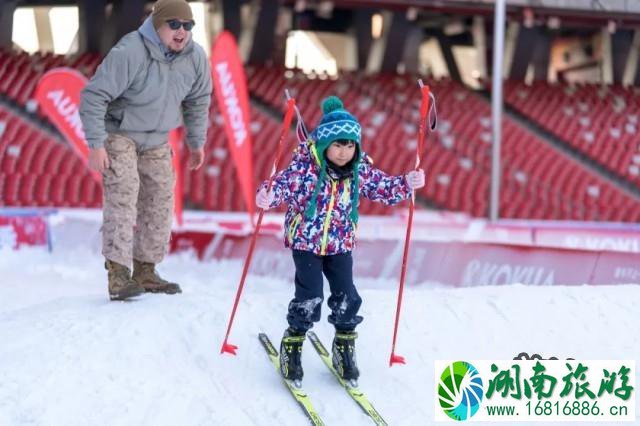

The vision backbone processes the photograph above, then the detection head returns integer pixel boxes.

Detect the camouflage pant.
[102,134,175,267]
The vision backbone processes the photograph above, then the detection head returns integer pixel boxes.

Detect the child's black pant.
[287,249,363,333]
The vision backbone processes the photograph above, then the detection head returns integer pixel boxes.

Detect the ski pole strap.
[295,105,308,137]
[266,97,296,187]
[428,92,437,131]
[417,80,437,131]
[286,87,309,143]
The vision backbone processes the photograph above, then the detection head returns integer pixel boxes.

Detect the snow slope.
[0,217,638,425]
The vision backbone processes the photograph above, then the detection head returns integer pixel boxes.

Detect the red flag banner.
[169,128,184,227]
[34,67,100,182]
[211,31,255,219]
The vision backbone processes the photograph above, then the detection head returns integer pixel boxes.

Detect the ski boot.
[132,259,182,294]
[280,328,305,387]
[106,260,145,301]
[332,330,360,386]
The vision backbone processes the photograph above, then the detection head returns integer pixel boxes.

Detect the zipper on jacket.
[320,180,338,255]
[341,178,350,204]
[288,214,302,245]
[310,143,321,165]
[155,60,174,134]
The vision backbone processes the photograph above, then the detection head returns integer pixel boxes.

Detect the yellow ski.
[258,333,324,426]
[307,331,388,426]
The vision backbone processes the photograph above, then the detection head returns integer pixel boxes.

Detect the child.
[256,96,425,383]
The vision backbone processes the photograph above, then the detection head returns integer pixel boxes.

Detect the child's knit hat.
[306,96,363,223]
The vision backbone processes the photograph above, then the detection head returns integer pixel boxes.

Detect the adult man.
[80,0,212,301]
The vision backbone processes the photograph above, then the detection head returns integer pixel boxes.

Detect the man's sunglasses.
[166,19,195,31]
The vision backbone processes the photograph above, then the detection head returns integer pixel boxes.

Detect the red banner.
[34,67,100,182]
[211,31,255,219]
[170,230,640,286]
[168,128,184,227]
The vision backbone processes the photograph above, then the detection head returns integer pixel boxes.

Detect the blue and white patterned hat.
[312,96,361,150]
[306,96,363,223]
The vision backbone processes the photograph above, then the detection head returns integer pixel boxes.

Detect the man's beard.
[168,36,188,54]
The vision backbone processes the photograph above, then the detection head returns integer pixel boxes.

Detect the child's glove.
[256,188,275,210]
[406,169,425,189]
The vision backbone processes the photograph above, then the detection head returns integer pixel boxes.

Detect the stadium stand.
[505,80,640,186]
[246,66,640,221]
[0,50,639,221]
[0,103,101,207]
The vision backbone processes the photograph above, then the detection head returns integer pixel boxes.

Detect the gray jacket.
[80,20,212,150]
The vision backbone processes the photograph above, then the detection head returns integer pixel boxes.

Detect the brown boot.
[106,260,145,301]
[132,259,182,294]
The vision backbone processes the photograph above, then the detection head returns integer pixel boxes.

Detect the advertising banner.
[211,31,255,219]
[170,230,640,286]
[34,67,99,182]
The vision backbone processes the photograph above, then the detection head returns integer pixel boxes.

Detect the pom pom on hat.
[321,96,344,114]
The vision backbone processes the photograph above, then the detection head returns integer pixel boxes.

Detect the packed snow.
[0,215,638,425]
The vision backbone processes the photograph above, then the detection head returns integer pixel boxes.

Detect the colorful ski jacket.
[260,140,412,256]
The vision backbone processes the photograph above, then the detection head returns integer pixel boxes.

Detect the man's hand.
[256,188,274,210]
[406,169,425,189]
[188,147,205,170]
[88,147,110,172]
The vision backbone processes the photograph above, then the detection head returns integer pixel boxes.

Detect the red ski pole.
[220,94,296,356]
[389,80,431,366]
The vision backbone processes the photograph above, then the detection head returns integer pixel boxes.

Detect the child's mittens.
[406,169,425,189]
[256,188,275,210]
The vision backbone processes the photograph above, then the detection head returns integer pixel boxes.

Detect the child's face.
[326,140,356,166]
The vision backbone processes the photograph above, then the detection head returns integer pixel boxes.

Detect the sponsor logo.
[462,260,555,286]
[46,89,85,140]
[564,236,640,253]
[613,267,640,281]
[215,62,247,147]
